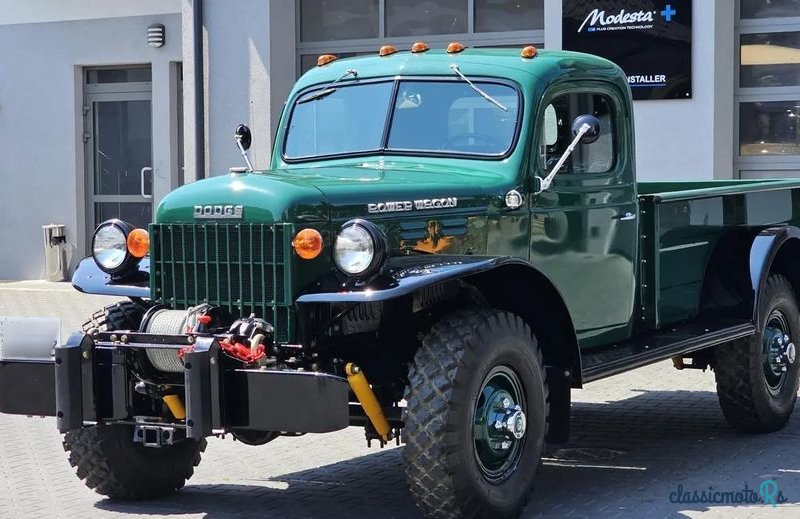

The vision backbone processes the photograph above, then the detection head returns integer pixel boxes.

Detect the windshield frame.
[280,75,524,164]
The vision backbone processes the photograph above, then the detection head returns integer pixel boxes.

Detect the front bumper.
[1,330,349,437]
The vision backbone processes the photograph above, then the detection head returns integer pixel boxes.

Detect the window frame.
[533,87,621,178]
[280,75,524,164]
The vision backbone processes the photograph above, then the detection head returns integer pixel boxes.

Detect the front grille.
[150,223,293,342]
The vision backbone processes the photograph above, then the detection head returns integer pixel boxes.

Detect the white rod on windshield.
[450,64,508,112]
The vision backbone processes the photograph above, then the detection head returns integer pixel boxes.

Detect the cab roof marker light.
[317,54,338,66]
[447,42,465,54]
[411,41,430,53]
[521,46,538,59]
[379,45,398,57]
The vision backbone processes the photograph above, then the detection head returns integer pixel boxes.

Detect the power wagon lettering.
[368,198,458,214]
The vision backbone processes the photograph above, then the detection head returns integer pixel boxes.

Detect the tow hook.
[133,425,181,448]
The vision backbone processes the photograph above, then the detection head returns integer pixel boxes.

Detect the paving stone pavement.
[0,280,798,518]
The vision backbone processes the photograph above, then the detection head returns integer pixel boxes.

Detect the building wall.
[183,0,296,178]
[0,13,181,280]
[547,0,734,181]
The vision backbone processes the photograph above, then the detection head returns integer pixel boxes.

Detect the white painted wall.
[189,0,296,177]
[546,0,732,181]
[0,0,180,25]
[0,13,182,280]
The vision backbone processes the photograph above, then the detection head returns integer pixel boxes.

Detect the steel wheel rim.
[472,365,527,483]
[762,309,793,395]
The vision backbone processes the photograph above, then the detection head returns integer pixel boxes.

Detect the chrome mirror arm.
[535,123,591,194]
[236,136,254,172]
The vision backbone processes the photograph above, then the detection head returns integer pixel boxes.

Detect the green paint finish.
[147,48,800,353]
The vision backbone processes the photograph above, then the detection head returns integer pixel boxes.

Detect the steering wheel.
[441,132,503,152]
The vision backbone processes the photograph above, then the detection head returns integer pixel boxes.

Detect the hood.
[156,161,512,225]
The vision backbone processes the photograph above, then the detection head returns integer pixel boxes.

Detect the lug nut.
[110,334,118,342]
[494,420,504,430]
[501,397,511,409]
[500,441,511,450]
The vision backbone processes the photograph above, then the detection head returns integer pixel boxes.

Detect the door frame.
[83,75,153,245]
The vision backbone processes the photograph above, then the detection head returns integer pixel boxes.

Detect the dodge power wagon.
[2,44,800,518]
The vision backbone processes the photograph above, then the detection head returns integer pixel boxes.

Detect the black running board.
[582,319,755,383]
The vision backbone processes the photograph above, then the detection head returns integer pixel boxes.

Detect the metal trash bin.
[42,224,67,282]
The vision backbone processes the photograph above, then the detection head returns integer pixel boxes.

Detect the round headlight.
[334,220,386,277]
[92,219,135,274]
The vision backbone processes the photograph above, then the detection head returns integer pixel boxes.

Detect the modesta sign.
[563,1,692,100]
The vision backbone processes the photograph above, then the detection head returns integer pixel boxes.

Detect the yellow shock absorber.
[345,363,391,443]
[163,394,186,420]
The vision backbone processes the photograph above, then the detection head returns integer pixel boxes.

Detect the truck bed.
[637,178,800,330]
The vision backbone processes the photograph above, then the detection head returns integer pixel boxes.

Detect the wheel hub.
[473,366,527,482]
[763,311,794,393]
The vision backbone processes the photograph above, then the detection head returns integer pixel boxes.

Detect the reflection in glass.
[95,202,153,230]
[300,0,378,41]
[386,0,467,37]
[741,0,800,19]
[86,67,151,84]
[741,32,800,88]
[94,100,152,196]
[474,0,544,32]
[740,101,800,156]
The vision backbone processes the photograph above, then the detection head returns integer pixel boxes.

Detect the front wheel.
[64,424,206,499]
[403,308,548,518]
[715,274,800,432]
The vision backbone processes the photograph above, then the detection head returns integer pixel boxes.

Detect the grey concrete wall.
[0,14,181,280]
[190,0,296,177]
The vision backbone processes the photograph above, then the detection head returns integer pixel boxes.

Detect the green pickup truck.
[2,44,800,518]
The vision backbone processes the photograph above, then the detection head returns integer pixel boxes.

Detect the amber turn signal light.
[379,45,398,57]
[446,42,465,53]
[411,41,429,53]
[127,228,150,258]
[292,228,324,259]
[317,54,338,66]
[520,45,538,59]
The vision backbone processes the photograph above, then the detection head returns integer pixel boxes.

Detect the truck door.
[529,86,638,347]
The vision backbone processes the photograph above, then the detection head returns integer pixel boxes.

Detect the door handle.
[140,167,153,199]
[612,212,636,221]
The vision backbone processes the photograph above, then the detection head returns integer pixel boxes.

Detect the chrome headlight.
[334,220,386,277]
[92,219,136,274]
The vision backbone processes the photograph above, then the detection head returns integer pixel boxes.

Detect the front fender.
[749,226,800,326]
[295,255,506,304]
[71,257,150,298]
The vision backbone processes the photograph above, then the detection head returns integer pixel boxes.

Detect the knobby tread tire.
[403,308,548,519]
[65,301,206,500]
[715,274,800,433]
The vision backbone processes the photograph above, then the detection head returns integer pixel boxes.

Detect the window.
[284,82,394,159]
[737,3,800,178]
[283,79,521,160]
[538,93,615,174]
[388,81,519,155]
[297,1,545,77]
[741,0,800,19]
[740,32,800,88]
[300,0,379,41]
[386,0,467,37]
[474,0,544,32]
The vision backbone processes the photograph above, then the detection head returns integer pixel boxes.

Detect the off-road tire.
[64,425,206,499]
[64,301,206,499]
[403,308,548,519]
[81,300,149,334]
[715,274,800,432]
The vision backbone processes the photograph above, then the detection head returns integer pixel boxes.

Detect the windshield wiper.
[298,68,358,103]
[450,64,508,112]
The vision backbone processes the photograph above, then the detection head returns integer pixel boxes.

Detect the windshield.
[283,79,520,161]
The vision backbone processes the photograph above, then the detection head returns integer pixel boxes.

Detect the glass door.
[84,67,153,234]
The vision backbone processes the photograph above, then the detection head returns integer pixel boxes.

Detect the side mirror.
[235,124,252,151]
[234,124,254,171]
[571,114,601,144]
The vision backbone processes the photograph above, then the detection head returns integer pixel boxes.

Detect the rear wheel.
[715,274,800,432]
[64,301,206,499]
[404,308,547,518]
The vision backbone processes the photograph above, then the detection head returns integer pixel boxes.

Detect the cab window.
[539,92,616,174]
